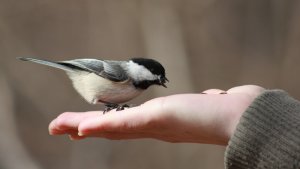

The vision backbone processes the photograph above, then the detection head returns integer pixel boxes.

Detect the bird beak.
[159,77,168,88]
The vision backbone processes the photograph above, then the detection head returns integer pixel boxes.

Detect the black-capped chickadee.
[18,57,168,112]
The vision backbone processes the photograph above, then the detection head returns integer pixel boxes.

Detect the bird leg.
[103,103,119,114]
[103,103,131,114]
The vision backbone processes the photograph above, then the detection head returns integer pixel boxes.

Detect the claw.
[116,104,130,111]
[103,103,119,114]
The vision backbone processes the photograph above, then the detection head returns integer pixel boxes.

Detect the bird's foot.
[103,103,119,114]
[103,104,130,114]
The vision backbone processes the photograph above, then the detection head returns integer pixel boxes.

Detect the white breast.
[67,71,143,104]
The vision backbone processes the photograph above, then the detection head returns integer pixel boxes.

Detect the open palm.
[49,85,264,145]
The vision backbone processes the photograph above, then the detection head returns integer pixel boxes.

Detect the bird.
[18,57,168,112]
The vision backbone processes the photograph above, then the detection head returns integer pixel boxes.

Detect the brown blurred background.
[0,0,300,169]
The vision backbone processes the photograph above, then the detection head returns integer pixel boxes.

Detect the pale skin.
[49,85,265,145]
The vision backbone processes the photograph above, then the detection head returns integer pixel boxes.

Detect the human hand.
[49,85,264,145]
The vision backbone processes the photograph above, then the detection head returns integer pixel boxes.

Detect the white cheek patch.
[126,61,158,81]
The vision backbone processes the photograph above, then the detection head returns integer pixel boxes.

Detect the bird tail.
[17,57,75,72]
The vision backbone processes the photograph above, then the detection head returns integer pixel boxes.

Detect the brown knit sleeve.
[225,90,300,169]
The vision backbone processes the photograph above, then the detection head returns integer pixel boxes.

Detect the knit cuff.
[225,90,300,169]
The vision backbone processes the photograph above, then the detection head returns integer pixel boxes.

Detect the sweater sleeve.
[225,90,300,169]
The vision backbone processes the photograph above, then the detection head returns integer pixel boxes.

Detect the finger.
[78,109,147,136]
[201,89,226,94]
[55,111,102,129]
[49,119,60,134]
[50,128,80,135]
[227,85,265,96]
[83,131,180,143]
[49,111,102,134]
[78,98,165,136]
[85,131,150,140]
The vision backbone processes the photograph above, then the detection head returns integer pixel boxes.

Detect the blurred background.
[0,0,300,168]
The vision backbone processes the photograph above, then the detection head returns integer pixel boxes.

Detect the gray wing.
[18,57,129,82]
[101,60,129,82]
[59,59,129,82]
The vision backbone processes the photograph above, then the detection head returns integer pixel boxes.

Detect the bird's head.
[126,58,168,89]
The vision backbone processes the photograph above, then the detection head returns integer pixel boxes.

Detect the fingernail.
[69,135,75,140]
[78,132,84,136]
[69,135,85,141]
